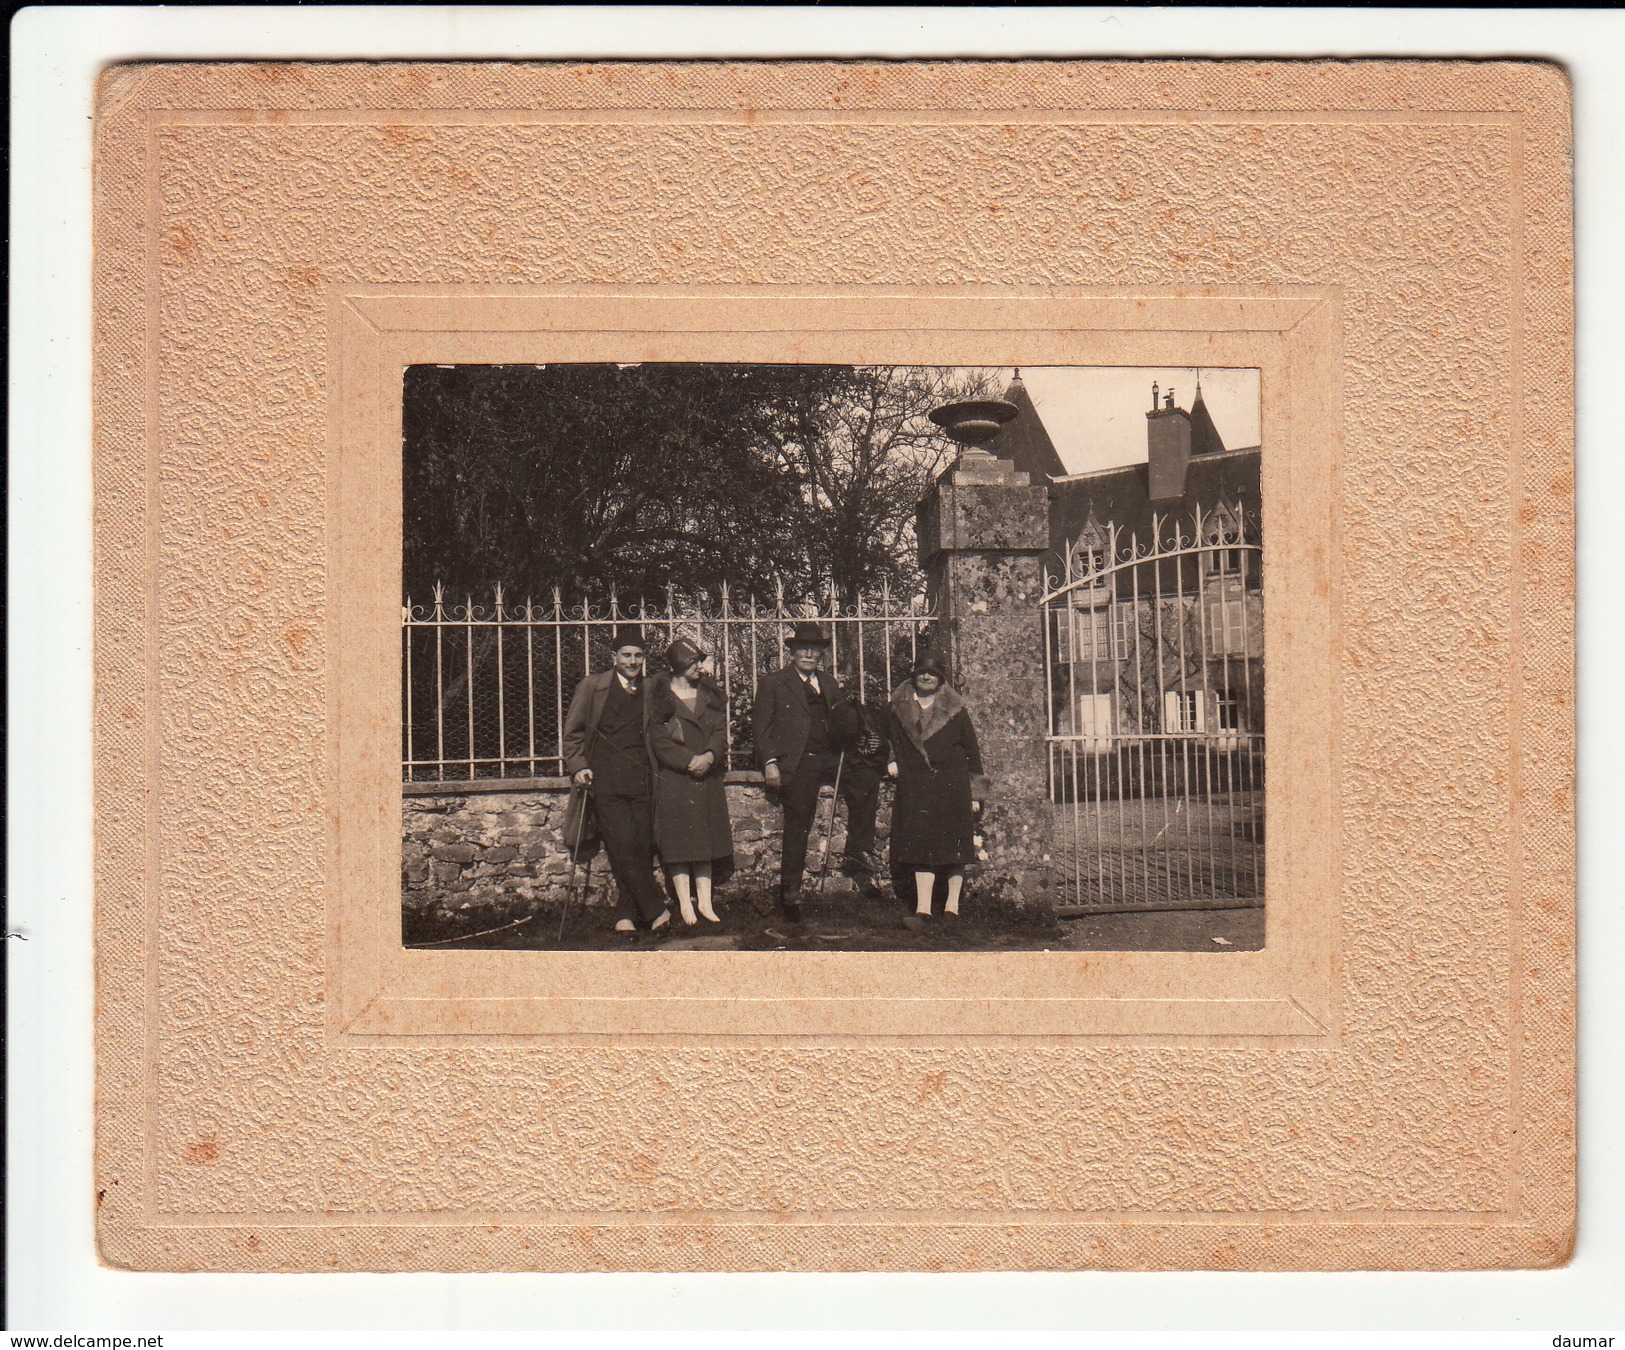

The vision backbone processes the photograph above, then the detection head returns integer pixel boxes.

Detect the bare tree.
[767,365,999,607]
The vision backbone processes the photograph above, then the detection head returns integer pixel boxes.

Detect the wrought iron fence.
[403,581,936,783]
[1041,505,1265,912]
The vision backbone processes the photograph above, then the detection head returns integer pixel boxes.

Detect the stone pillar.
[916,447,1054,911]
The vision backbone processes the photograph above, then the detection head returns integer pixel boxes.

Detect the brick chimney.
[1146,384,1192,502]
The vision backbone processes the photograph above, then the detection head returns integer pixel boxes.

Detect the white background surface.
[9,6,1622,1338]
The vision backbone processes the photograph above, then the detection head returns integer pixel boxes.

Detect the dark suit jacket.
[751,664,854,781]
[561,670,652,779]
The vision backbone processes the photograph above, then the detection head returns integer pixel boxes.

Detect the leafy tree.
[402,362,995,607]
[405,363,824,604]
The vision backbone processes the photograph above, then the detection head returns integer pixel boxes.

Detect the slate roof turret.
[989,369,1069,483]
[1189,376,1227,457]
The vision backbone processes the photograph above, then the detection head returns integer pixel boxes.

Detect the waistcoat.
[592,679,649,797]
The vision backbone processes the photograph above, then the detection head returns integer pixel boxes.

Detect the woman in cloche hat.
[646,635,735,925]
[886,648,990,929]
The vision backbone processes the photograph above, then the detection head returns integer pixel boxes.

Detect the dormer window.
[1204,505,1246,580]
[1069,519,1112,597]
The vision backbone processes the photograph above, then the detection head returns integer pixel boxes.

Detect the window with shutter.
[1164,689,1203,733]
[1071,605,1113,660]
[1207,599,1247,655]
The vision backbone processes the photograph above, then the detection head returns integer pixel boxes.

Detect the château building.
[987,371,1264,747]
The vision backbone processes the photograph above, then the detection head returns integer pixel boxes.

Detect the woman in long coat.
[646,636,735,925]
[886,649,989,926]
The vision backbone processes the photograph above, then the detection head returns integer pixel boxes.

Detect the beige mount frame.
[93,61,1572,1271]
[331,288,1338,1043]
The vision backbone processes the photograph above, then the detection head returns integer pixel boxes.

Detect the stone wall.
[402,780,895,917]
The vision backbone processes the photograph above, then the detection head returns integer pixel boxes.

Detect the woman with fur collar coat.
[886,650,990,925]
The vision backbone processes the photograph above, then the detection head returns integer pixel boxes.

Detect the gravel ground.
[404,883,1264,953]
[1053,904,1264,952]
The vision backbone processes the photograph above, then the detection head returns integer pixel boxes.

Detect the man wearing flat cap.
[751,621,874,922]
[561,625,670,938]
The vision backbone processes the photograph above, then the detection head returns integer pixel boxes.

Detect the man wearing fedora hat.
[751,621,870,921]
[561,625,671,939]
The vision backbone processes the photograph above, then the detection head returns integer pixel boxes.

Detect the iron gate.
[1041,508,1264,914]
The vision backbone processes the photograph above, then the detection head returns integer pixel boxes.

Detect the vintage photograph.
[400,362,1264,953]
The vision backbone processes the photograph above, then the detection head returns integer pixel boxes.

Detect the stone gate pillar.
[916,435,1054,911]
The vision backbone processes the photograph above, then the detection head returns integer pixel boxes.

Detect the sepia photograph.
[399,362,1265,953]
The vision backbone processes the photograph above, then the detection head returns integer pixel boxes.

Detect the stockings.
[668,862,718,924]
[912,871,934,915]
[912,866,965,916]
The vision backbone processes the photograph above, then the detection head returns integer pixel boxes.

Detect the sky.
[1010,367,1262,476]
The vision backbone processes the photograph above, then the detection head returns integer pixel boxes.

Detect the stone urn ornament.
[928,398,1019,474]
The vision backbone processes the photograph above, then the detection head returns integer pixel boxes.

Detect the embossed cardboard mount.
[94,61,1574,1271]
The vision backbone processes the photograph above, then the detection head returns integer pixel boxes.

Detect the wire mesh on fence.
[403,582,937,783]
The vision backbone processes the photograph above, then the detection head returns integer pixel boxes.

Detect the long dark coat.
[561,669,653,780]
[751,663,857,780]
[647,679,735,876]
[887,682,987,868]
[559,669,655,862]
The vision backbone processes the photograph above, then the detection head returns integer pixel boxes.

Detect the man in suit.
[752,622,873,921]
[561,625,671,939]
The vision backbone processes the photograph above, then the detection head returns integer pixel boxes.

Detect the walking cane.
[558,784,593,944]
[811,750,847,897]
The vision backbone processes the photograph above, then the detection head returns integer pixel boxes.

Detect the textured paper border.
[332,287,1336,1042]
[94,60,1574,1271]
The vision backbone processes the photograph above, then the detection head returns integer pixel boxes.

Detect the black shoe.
[902,913,929,933]
[780,894,804,924]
